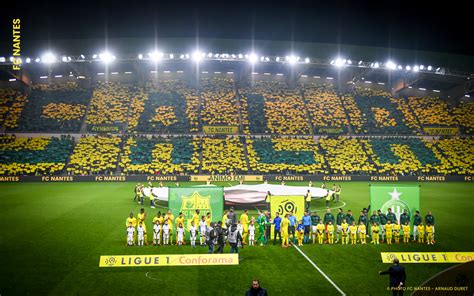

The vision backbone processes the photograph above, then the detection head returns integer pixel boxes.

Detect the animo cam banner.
[370,185,420,234]
[168,187,224,232]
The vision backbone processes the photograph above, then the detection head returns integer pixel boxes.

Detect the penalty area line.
[291,243,346,296]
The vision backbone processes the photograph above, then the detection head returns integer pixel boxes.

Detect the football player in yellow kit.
[426,223,434,245]
[393,220,401,244]
[327,221,335,244]
[417,222,425,244]
[316,221,325,244]
[340,219,349,245]
[240,209,249,245]
[385,220,393,245]
[137,208,148,245]
[371,222,380,245]
[349,221,358,245]
[403,222,411,244]
[358,222,367,244]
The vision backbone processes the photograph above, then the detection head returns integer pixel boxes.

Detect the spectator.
[245,279,268,296]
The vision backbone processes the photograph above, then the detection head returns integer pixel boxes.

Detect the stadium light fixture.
[238,54,243,59]
[138,54,143,60]
[248,53,258,64]
[397,65,403,70]
[192,51,204,63]
[358,61,363,65]
[406,65,411,71]
[149,51,164,62]
[170,54,174,59]
[0,57,5,62]
[41,52,57,64]
[373,62,380,69]
[386,61,396,70]
[276,57,280,62]
[62,56,68,62]
[347,60,352,65]
[427,66,432,71]
[25,57,31,63]
[333,58,345,67]
[420,65,425,70]
[92,54,98,59]
[286,55,299,65]
[99,52,116,64]
[80,54,85,59]
[185,54,190,59]
[413,65,420,72]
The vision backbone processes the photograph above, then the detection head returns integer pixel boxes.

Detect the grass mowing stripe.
[292,243,346,296]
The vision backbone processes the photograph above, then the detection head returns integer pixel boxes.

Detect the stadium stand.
[200,77,240,128]
[120,136,200,174]
[318,136,377,174]
[134,80,198,133]
[200,136,247,174]
[14,83,90,132]
[351,87,416,134]
[66,135,121,175]
[247,137,326,174]
[242,81,311,135]
[0,135,73,175]
[429,138,474,175]
[302,84,348,134]
[0,89,27,130]
[86,82,142,132]
[453,101,474,134]
[407,96,458,127]
[367,137,440,175]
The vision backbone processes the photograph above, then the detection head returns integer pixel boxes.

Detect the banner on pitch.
[99,254,238,267]
[370,185,420,234]
[381,252,474,263]
[270,195,305,236]
[168,187,224,233]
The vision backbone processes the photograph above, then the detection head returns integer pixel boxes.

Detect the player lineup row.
[125,207,436,247]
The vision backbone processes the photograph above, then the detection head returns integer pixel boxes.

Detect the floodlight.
[287,55,298,64]
[397,65,402,70]
[420,65,424,70]
[406,65,411,71]
[238,54,243,59]
[149,51,164,62]
[138,54,143,60]
[334,58,345,67]
[413,65,419,72]
[62,56,68,62]
[427,66,432,71]
[41,52,57,64]
[0,57,5,62]
[386,61,396,70]
[26,57,31,63]
[305,57,310,63]
[192,51,204,62]
[99,52,116,64]
[92,54,98,59]
[373,62,380,68]
[248,53,258,64]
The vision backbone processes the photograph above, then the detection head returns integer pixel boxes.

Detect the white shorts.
[311,226,317,233]
[153,232,160,239]
[337,225,343,232]
[249,234,255,240]
[138,235,144,241]
[127,235,134,241]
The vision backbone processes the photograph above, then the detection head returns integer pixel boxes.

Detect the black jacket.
[245,287,268,296]
[380,264,406,287]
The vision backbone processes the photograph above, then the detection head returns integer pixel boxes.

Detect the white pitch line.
[292,243,346,296]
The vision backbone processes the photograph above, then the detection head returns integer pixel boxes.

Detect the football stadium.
[1,2,474,296]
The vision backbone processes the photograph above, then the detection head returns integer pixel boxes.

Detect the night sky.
[1,0,473,56]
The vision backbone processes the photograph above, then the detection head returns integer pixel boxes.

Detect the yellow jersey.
[240,213,249,227]
[372,225,380,233]
[137,213,146,223]
[305,192,311,202]
[393,224,401,233]
[426,225,433,233]
[327,225,334,233]
[341,222,349,233]
[126,217,137,227]
[358,224,366,234]
[385,224,393,234]
[222,214,228,228]
[418,225,425,233]
[403,225,410,234]
[349,225,358,234]
[206,216,211,227]
[192,213,200,227]
[165,214,175,226]
[281,218,290,230]
[175,216,185,228]
[152,216,164,225]
[316,224,325,233]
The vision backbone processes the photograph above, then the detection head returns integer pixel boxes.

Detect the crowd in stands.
[303,84,348,133]
[319,137,376,174]
[200,77,240,127]
[0,89,27,130]
[0,135,73,175]
[453,101,474,134]
[14,82,90,132]
[408,97,458,127]
[430,138,474,175]
[120,136,200,175]
[201,136,247,174]
[86,82,142,131]
[66,135,121,175]
[247,137,326,174]
[135,80,197,133]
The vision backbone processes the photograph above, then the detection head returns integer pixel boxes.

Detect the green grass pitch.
[0,181,472,295]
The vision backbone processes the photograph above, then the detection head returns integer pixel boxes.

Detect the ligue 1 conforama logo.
[380,188,411,222]
[105,256,117,266]
[278,199,298,215]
